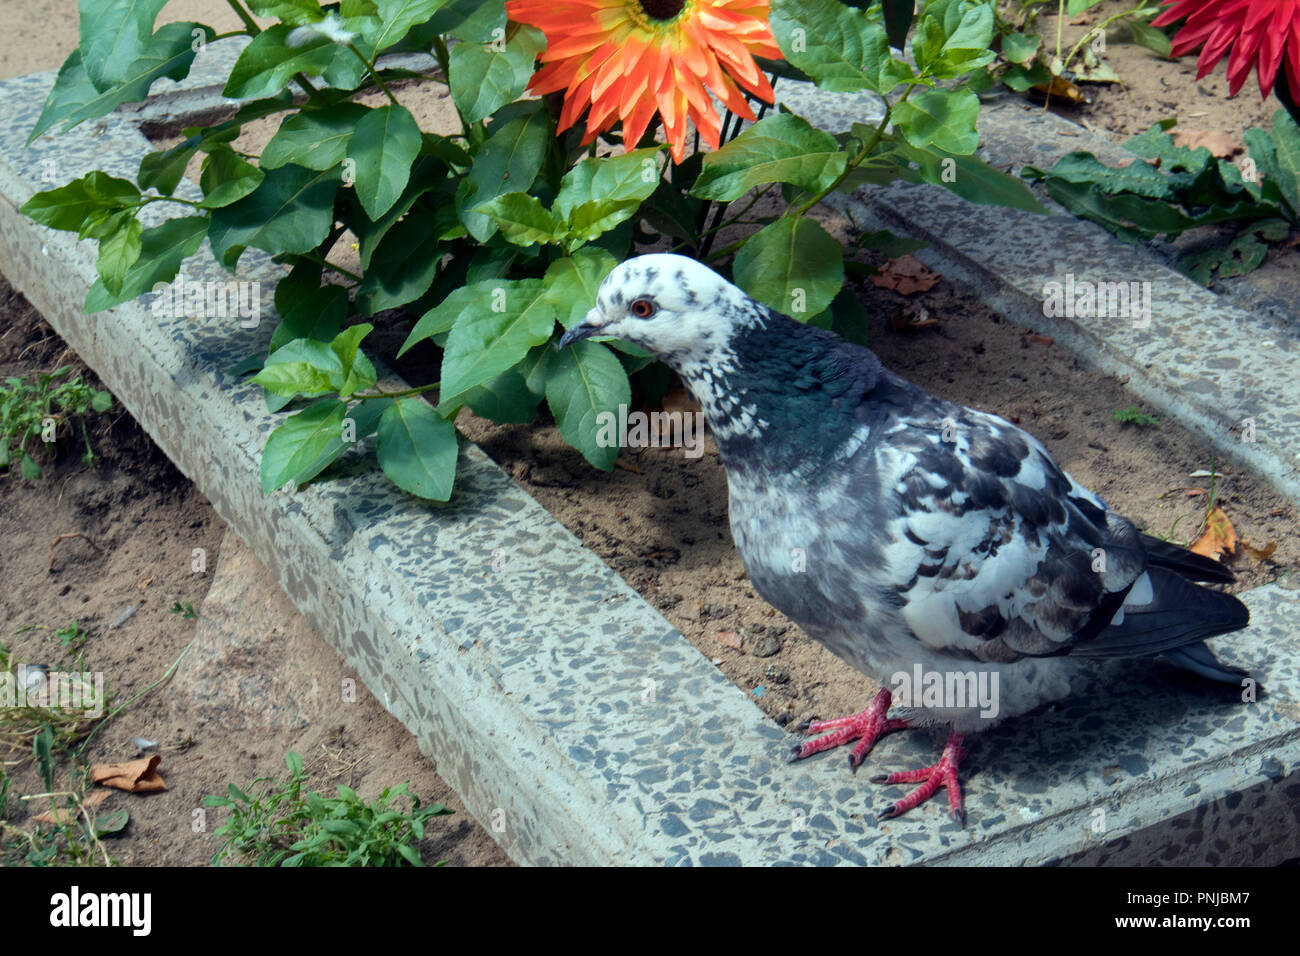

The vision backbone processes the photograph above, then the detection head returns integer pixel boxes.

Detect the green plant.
[1112,405,1160,427]
[22,0,1043,502]
[1024,114,1300,282]
[55,623,90,656]
[203,751,449,866]
[170,600,197,619]
[990,0,1171,97]
[0,366,112,478]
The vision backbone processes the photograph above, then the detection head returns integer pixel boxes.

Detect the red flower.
[1152,0,1300,101]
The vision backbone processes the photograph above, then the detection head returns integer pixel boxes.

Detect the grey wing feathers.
[874,397,1249,673]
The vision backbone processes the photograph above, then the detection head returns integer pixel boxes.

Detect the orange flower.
[1152,0,1300,101]
[506,0,781,163]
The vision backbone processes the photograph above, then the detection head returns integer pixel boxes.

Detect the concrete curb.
[1,42,1297,865]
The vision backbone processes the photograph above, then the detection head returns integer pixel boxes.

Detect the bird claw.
[788,688,905,764]
[871,730,967,825]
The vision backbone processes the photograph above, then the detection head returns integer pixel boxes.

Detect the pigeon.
[558,252,1252,823]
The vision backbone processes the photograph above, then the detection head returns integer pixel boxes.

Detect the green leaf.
[84,216,208,312]
[29,23,214,143]
[271,277,349,352]
[426,0,504,42]
[356,0,450,58]
[199,147,265,208]
[399,282,493,355]
[892,87,980,155]
[1268,108,1300,217]
[553,148,662,241]
[356,156,451,267]
[449,24,546,123]
[1127,20,1171,58]
[21,451,42,479]
[898,143,1047,213]
[208,165,339,269]
[543,339,630,471]
[77,0,170,90]
[1037,150,1173,199]
[376,397,459,500]
[139,140,200,196]
[543,248,618,329]
[464,363,544,424]
[261,399,348,493]
[224,24,337,99]
[439,278,557,402]
[356,214,444,314]
[733,216,844,319]
[288,396,389,487]
[331,324,378,397]
[96,215,144,296]
[253,338,344,398]
[21,172,139,232]
[472,192,562,246]
[1066,0,1105,14]
[262,103,370,170]
[1001,32,1040,66]
[347,104,423,219]
[457,108,551,241]
[693,114,847,201]
[769,0,903,93]
[247,0,324,23]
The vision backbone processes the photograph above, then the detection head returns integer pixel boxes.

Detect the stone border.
[1,42,1297,865]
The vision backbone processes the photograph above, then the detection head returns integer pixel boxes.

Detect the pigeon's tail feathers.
[1071,566,1249,659]
[1139,532,1236,583]
[1163,642,1252,685]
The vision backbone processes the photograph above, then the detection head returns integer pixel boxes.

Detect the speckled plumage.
[561,254,1252,739]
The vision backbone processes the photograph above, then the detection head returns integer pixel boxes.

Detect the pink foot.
[789,688,909,770]
[870,729,967,825]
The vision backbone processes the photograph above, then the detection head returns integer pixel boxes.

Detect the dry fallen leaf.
[890,305,939,333]
[613,457,643,474]
[32,789,109,825]
[1239,538,1277,563]
[1033,75,1085,105]
[871,254,942,295]
[1027,334,1054,346]
[715,631,743,651]
[1189,506,1239,561]
[1069,12,1095,24]
[1171,129,1242,158]
[89,755,166,794]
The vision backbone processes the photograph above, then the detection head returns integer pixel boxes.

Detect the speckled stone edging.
[0,44,1297,865]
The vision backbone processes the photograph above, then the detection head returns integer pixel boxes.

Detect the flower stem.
[351,382,441,400]
[347,42,402,107]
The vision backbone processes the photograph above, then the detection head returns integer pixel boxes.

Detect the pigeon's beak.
[557,307,605,349]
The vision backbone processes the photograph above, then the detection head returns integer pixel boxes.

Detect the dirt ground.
[0,280,509,866]
[1032,0,1279,142]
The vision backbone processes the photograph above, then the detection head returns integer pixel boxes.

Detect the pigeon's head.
[558,253,763,366]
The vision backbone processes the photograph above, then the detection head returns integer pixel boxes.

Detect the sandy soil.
[0,279,509,866]
[1031,0,1280,142]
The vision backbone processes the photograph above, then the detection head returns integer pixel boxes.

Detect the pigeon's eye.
[630,298,656,318]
